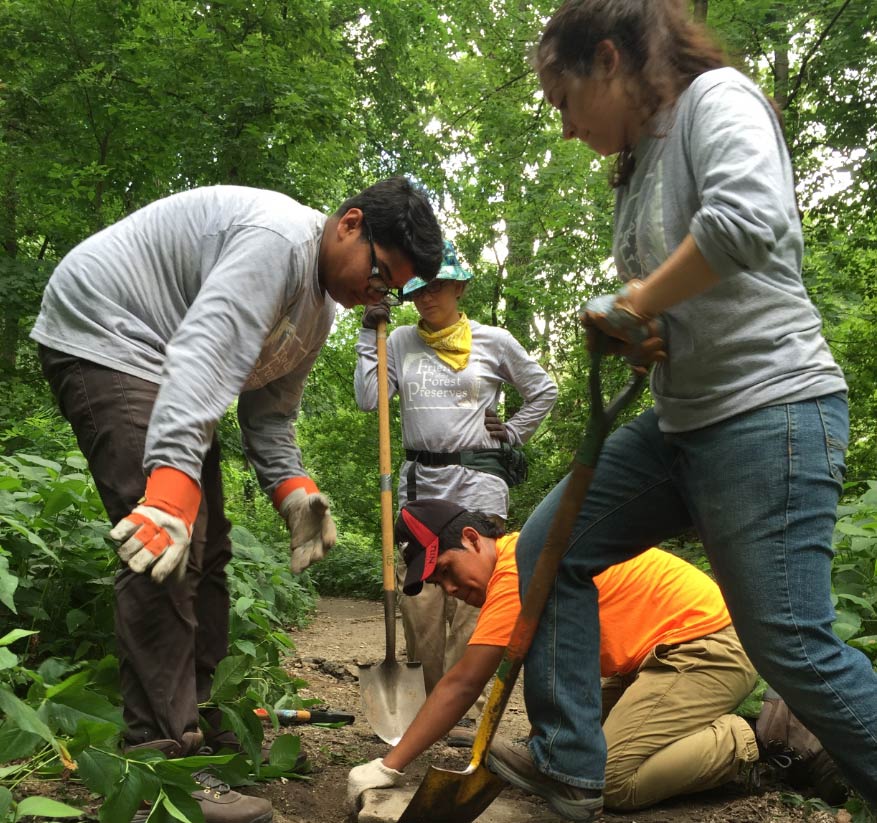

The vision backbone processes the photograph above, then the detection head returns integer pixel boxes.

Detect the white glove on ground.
[110,505,192,583]
[347,758,404,813]
[279,488,338,573]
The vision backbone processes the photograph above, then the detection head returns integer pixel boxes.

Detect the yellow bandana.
[417,313,472,371]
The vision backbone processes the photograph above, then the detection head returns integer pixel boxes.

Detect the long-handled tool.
[253,708,354,726]
[358,320,427,745]
[397,345,645,823]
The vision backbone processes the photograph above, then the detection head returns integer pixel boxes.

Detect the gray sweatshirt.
[614,67,846,432]
[354,321,557,518]
[31,186,336,493]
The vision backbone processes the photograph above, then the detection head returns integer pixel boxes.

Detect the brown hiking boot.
[193,770,272,823]
[124,730,205,758]
[125,735,273,823]
[487,737,603,821]
[755,688,849,806]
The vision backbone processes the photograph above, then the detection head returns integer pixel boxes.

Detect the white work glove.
[279,487,338,574]
[347,758,404,813]
[110,467,201,584]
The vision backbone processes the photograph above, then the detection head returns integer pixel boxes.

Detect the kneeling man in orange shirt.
[348,498,765,814]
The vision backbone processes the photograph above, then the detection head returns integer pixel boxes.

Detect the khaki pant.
[396,557,486,718]
[39,346,231,745]
[600,625,759,810]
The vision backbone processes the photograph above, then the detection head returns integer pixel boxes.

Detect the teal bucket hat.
[402,239,473,297]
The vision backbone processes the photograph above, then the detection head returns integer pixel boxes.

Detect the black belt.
[405,449,463,467]
[405,449,465,500]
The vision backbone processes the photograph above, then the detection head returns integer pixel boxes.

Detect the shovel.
[358,319,427,745]
[397,344,645,823]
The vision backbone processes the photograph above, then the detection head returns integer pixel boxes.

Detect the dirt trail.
[251,596,845,823]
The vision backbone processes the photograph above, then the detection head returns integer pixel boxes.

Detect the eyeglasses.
[408,279,447,299]
[365,225,402,307]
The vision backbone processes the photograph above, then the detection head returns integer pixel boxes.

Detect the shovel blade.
[397,763,505,823]
[358,660,426,745]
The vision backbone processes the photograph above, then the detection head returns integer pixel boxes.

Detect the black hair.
[334,176,443,281]
[438,511,506,552]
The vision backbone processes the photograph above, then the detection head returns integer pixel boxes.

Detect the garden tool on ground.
[254,708,355,726]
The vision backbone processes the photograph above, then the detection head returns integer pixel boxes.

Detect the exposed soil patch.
[250,596,848,823]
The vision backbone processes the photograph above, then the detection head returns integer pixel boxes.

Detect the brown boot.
[124,730,205,758]
[446,717,477,748]
[192,771,273,823]
[124,734,274,823]
[755,688,849,806]
[487,738,602,821]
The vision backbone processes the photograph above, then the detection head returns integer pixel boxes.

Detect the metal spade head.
[358,658,426,745]
[396,761,506,823]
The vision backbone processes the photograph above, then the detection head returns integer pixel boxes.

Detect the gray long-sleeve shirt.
[354,321,557,518]
[614,67,846,432]
[31,186,337,493]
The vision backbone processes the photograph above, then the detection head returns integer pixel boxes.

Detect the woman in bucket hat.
[353,240,557,736]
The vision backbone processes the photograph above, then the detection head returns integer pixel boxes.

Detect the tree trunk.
[501,217,538,419]
[693,0,708,23]
[774,45,790,111]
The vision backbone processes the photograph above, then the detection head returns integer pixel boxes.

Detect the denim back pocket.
[816,394,849,484]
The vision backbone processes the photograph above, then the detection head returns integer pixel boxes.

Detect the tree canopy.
[1,0,875,491]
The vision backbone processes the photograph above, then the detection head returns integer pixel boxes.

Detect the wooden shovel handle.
[376,320,397,660]
[469,346,645,766]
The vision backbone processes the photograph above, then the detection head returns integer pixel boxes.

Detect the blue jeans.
[517,393,877,805]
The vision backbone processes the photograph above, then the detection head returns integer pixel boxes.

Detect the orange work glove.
[110,467,201,583]
[273,478,338,574]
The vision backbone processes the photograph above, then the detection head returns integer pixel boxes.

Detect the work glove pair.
[581,279,666,373]
[112,469,337,582]
[347,758,404,814]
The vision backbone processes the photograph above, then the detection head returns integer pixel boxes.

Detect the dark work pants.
[39,346,232,745]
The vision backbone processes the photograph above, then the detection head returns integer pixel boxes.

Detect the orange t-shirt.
[468,536,731,677]
[468,534,521,647]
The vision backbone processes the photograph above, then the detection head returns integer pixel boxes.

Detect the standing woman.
[485,1,877,819]
[354,241,557,720]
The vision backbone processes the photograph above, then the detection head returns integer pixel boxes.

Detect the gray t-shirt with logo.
[614,67,846,432]
[31,185,336,493]
[354,321,557,519]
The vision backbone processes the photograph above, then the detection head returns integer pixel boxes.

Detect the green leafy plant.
[831,482,877,664]
[0,450,116,662]
[305,529,382,600]
[0,420,318,820]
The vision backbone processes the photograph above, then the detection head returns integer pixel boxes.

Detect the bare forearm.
[383,683,477,771]
[629,235,721,318]
[381,644,501,772]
